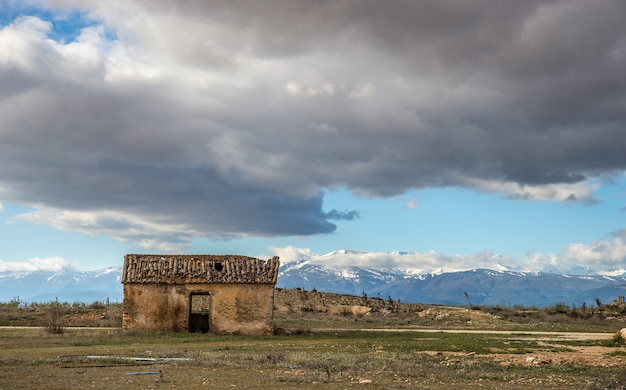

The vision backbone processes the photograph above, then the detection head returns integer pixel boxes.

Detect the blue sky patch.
[0,2,115,43]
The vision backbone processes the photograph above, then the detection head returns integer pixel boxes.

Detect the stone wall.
[123,283,275,335]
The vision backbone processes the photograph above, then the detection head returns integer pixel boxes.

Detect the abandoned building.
[122,254,280,335]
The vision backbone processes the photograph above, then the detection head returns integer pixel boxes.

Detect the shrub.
[602,332,626,347]
[8,296,21,309]
[291,327,312,335]
[554,302,569,314]
[610,331,626,346]
[88,301,106,310]
[43,306,67,334]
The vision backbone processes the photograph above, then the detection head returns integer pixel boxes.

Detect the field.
[2,290,626,389]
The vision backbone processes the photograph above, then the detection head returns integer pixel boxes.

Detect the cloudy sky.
[1,0,625,274]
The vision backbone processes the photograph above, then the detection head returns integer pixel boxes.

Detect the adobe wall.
[123,283,275,335]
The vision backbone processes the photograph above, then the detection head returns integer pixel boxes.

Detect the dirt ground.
[496,344,624,367]
[423,306,625,367]
[411,330,621,367]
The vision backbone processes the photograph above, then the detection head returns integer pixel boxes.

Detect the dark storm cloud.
[323,210,360,221]
[1,0,625,248]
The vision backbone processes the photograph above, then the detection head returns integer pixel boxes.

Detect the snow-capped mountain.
[1,250,626,307]
[0,267,123,303]
[280,266,626,308]
[278,250,626,307]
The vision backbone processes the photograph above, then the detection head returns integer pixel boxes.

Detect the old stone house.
[122,254,279,335]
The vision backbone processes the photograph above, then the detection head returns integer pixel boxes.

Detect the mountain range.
[2,250,626,307]
[0,267,123,304]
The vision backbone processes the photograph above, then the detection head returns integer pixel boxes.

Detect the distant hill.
[0,267,123,303]
[1,251,626,307]
[278,250,626,307]
[278,260,626,307]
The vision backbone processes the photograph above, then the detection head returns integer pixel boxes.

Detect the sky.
[1,0,625,275]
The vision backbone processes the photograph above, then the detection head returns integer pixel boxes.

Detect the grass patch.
[0,328,622,389]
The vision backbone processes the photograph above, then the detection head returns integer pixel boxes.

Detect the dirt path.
[324,327,613,340]
[495,346,625,367]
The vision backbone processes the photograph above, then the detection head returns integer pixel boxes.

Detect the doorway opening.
[189,293,211,333]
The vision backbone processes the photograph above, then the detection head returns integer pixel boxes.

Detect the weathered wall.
[123,283,275,335]
[123,254,279,284]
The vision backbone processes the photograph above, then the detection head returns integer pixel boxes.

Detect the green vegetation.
[604,331,626,348]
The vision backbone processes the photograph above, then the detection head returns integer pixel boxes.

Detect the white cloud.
[405,199,419,209]
[0,16,52,70]
[562,230,626,269]
[285,81,336,97]
[12,207,199,252]
[269,245,314,263]
[0,202,3,212]
[295,248,519,274]
[0,256,76,272]
[521,251,565,273]
[462,178,599,204]
[278,237,626,275]
[137,239,188,252]
[349,82,375,98]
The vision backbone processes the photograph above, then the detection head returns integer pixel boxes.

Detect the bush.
[608,331,626,347]
[43,306,67,334]
[553,302,569,314]
[7,296,21,309]
[88,301,106,310]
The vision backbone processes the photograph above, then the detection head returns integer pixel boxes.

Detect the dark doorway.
[189,293,211,333]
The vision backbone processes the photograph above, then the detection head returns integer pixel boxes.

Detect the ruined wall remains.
[122,254,279,284]
[122,254,279,335]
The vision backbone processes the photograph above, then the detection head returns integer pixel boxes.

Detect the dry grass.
[3,291,626,332]
[0,300,122,328]
[3,293,626,388]
[274,289,626,333]
[1,328,625,389]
